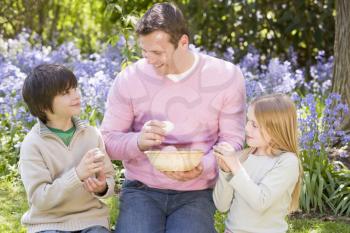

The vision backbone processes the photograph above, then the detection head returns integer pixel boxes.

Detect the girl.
[213,93,302,233]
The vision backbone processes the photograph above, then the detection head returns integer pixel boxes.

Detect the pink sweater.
[101,52,246,191]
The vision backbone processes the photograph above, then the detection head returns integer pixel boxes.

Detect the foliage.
[294,93,350,216]
[1,1,335,72]
[0,31,349,218]
[105,0,335,73]
[0,0,116,54]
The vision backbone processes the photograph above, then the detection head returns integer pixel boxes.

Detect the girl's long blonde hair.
[251,93,302,212]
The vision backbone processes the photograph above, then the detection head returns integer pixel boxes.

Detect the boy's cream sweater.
[19,117,115,233]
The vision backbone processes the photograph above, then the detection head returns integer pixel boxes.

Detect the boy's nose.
[73,89,81,99]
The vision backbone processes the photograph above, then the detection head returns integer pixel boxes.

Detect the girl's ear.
[261,129,275,155]
[260,127,272,144]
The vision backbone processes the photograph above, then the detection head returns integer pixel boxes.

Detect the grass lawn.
[1,178,349,233]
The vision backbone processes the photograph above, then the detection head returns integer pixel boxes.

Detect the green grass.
[0,178,27,233]
[287,218,350,233]
[1,178,349,233]
[213,212,350,233]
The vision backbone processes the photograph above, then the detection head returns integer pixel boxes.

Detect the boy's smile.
[45,88,81,129]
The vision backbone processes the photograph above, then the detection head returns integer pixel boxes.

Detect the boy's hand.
[137,120,166,151]
[83,170,107,195]
[76,148,105,180]
[163,163,203,181]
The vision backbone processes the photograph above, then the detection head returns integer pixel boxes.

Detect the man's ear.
[178,34,189,48]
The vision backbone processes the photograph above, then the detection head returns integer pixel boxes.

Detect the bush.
[295,93,350,216]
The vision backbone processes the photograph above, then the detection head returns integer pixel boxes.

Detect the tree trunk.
[332,0,350,134]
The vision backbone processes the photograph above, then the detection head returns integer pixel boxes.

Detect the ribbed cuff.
[93,177,115,199]
[26,218,109,233]
[219,169,233,181]
[62,168,83,190]
[128,133,146,160]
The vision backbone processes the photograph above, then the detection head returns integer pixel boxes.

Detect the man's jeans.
[38,225,110,233]
[114,179,217,233]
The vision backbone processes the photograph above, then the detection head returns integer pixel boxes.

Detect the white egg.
[163,121,174,133]
[161,145,178,151]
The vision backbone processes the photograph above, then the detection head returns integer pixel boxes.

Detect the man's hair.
[136,2,189,48]
[22,64,77,123]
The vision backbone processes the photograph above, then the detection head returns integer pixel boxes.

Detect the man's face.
[139,31,184,76]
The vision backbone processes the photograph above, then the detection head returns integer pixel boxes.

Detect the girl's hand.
[216,156,231,172]
[213,142,236,156]
[213,142,242,174]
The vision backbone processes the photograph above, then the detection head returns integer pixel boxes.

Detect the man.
[101,2,246,233]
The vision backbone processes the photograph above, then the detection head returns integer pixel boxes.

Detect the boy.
[20,64,115,233]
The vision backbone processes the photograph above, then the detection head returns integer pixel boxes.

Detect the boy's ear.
[43,107,54,119]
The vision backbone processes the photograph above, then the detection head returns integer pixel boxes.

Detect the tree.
[332,0,350,134]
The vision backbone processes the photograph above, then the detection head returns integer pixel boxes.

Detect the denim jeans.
[114,179,217,233]
[38,225,110,233]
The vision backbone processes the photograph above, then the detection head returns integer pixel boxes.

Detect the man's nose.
[146,56,156,65]
[143,52,155,64]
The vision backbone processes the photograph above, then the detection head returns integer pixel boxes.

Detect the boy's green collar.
[38,116,87,137]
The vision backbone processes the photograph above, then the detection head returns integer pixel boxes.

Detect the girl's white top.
[213,152,299,233]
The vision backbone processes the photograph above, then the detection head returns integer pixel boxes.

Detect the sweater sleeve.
[200,66,246,182]
[217,66,246,151]
[229,154,299,213]
[19,142,82,211]
[93,131,116,199]
[100,74,145,161]
[213,169,235,212]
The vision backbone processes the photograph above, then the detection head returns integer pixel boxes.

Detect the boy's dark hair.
[22,64,77,123]
[136,2,189,48]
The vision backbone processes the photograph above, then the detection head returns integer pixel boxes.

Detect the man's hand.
[83,170,107,195]
[163,163,203,181]
[138,120,166,151]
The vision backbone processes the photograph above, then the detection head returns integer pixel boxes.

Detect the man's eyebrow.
[141,47,163,52]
